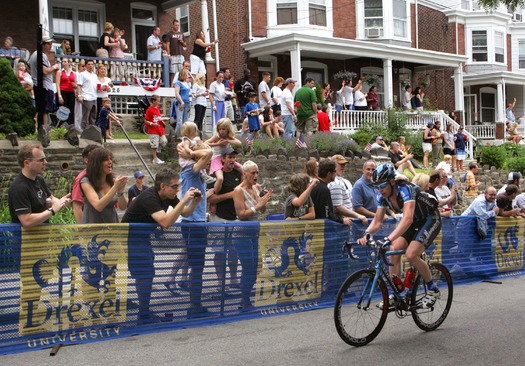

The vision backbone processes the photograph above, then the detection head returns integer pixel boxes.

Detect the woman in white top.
[209,70,226,129]
[191,73,208,133]
[270,76,284,114]
[353,84,367,110]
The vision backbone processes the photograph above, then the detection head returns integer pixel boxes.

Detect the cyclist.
[358,163,441,307]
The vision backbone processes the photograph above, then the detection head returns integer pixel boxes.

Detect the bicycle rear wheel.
[334,269,388,346]
[411,262,453,331]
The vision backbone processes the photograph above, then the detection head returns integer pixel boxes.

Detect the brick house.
[3,1,525,129]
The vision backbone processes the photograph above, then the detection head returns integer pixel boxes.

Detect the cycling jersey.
[377,181,441,247]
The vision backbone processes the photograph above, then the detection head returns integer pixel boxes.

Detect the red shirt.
[317,111,331,132]
[145,105,164,136]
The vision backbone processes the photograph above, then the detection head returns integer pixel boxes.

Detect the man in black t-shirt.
[122,168,202,323]
[388,141,416,176]
[208,147,243,289]
[234,68,257,113]
[8,143,71,228]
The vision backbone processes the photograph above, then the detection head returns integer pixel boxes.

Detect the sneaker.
[156,157,165,164]
[422,289,440,309]
[377,294,395,310]
[201,172,216,184]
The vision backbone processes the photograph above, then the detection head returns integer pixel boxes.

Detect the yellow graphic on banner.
[495,217,524,272]
[19,225,130,336]
[255,221,324,307]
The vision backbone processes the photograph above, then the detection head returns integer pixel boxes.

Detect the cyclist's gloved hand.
[382,237,392,248]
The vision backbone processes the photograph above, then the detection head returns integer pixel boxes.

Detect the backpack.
[462,172,468,183]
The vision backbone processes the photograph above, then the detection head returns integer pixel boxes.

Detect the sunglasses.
[376,182,389,189]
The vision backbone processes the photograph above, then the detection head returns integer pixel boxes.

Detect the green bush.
[315,82,325,105]
[506,156,525,176]
[480,145,507,169]
[405,131,424,161]
[305,132,359,155]
[349,130,371,147]
[0,58,36,136]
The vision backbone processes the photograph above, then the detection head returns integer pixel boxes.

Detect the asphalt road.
[2,275,524,366]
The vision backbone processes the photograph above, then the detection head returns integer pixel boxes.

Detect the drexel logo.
[21,235,123,332]
[496,223,523,271]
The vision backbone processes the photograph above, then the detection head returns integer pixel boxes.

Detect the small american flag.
[364,137,374,152]
[296,134,308,149]
[246,135,254,147]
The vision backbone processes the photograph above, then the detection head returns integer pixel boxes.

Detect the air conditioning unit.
[366,28,382,38]
[514,13,522,22]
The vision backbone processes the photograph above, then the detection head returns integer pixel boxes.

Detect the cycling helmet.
[371,163,396,186]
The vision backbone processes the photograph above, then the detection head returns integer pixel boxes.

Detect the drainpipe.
[415,0,419,49]
[248,0,253,41]
[212,0,219,69]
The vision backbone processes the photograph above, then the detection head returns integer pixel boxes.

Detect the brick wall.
[417,5,456,54]
[333,0,356,39]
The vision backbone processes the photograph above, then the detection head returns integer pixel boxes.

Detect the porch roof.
[242,33,468,68]
[462,71,525,87]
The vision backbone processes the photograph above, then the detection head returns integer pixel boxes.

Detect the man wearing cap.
[208,147,242,290]
[328,155,368,225]
[28,37,59,127]
[497,172,521,196]
[371,136,388,151]
[454,126,467,172]
[128,171,150,207]
[422,121,434,169]
[294,77,318,137]
[281,77,297,139]
[496,184,524,217]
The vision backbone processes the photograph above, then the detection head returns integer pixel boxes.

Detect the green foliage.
[477,0,524,10]
[0,58,36,136]
[305,132,359,155]
[405,131,424,161]
[49,127,68,140]
[49,206,75,224]
[112,131,149,140]
[315,82,325,106]
[349,131,372,147]
[480,145,507,169]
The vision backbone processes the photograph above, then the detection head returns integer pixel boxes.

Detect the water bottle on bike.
[404,268,415,289]
[392,275,404,292]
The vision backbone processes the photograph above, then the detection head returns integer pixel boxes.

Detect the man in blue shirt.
[352,160,379,218]
[461,186,498,219]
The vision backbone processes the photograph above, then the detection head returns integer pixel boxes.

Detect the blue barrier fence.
[0,216,523,355]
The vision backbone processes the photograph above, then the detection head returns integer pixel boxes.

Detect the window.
[481,92,495,122]
[277,1,298,25]
[177,6,190,34]
[309,0,326,27]
[472,30,487,62]
[393,0,407,38]
[495,31,504,63]
[132,7,155,21]
[51,2,102,56]
[364,0,383,29]
[519,41,525,68]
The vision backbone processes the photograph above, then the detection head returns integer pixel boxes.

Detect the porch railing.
[55,55,170,87]
[330,109,477,159]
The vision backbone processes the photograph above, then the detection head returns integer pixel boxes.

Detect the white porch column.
[497,82,504,122]
[454,66,464,113]
[382,58,393,108]
[290,42,302,89]
[39,0,50,38]
[200,0,214,62]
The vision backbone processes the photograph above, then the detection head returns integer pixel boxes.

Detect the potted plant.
[363,74,378,85]
[334,70,357,83]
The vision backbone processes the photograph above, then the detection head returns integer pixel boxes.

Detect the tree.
[477,0,525,9]
[0,58,36,136]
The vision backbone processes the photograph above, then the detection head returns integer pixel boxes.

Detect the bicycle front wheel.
[411,262,453,331]
[334,269,388,347]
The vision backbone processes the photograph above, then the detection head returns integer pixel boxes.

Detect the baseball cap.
[222,147,238,156]
[42,37,55,44]
[507,172,521,183]
[333,154,348,165]
[134,171,145,179]
[284,78,297,85]
[427,121,434,127]
[376,136,383,140]
[458,126,464,130]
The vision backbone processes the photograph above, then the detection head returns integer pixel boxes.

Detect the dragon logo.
[32,235,117,294]
[263,232,316,278]
[497,224,520,253]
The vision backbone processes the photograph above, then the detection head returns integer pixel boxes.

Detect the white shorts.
[456,149,466,161]
[422,142,432,153]
[149,134,167,149]
[189,54,206,75]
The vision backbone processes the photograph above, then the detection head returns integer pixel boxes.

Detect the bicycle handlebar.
[342,237,394,266]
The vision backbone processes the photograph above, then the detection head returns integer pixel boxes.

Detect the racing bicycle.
[333,237,453,346]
